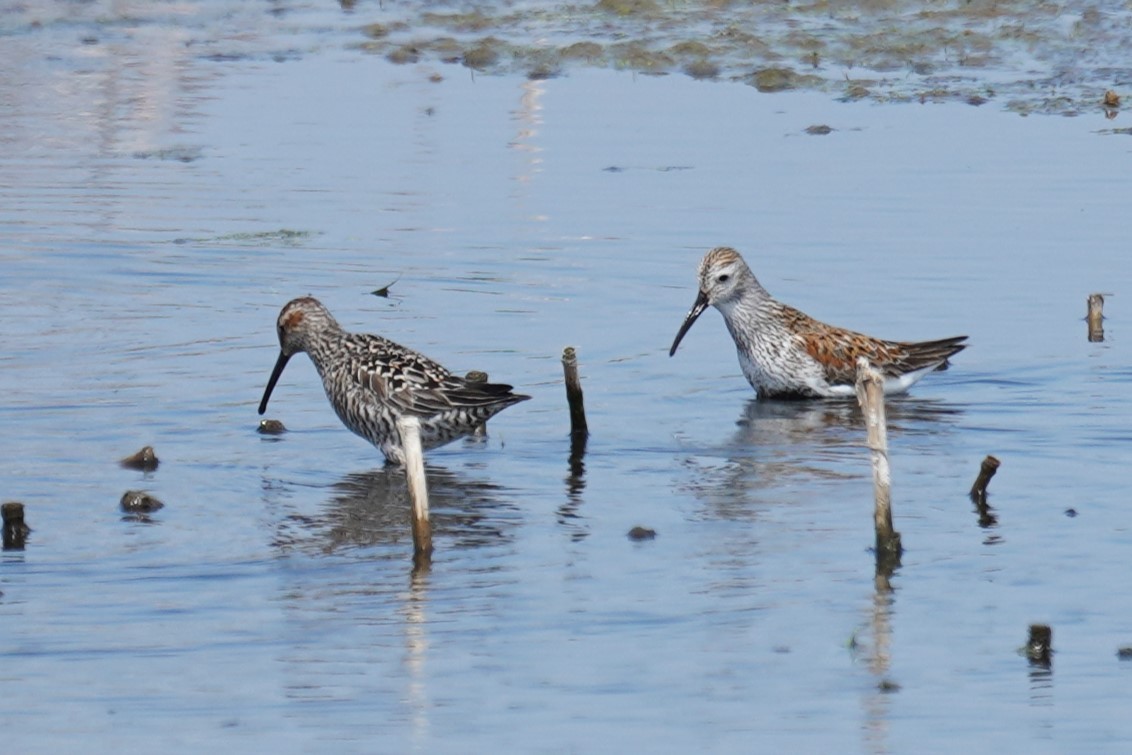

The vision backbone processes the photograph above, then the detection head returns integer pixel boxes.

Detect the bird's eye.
[717,273,731,283]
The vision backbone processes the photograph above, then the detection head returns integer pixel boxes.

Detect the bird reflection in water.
[269,464,520,555]
[681,397,964,522]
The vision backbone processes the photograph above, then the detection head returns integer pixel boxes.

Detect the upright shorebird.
[258,297,530,464]
[669,247,967,398]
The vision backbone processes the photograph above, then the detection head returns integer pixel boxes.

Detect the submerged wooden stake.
[1027,624,1053,665]
[1087,293,1106,342]
[970,455,1001,500]
[2,502,29,550]
[397,416,432,563]
[855,358,902,564]
[562,347,589,437]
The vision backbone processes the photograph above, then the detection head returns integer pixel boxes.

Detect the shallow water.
[3,2,1132,752]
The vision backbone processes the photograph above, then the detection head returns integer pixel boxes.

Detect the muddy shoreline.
[351,1,1130,116]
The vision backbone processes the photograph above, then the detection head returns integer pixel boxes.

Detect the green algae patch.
[463,38,503,70]
[595,0,661,17]
[745,67,823,93]
[206,229,318,247]
[561,41,604,62]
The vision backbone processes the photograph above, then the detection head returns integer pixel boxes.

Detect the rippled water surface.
[3,2,1132,752]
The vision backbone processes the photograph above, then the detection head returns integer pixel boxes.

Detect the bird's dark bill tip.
[259,351,292,415]
[669,292,710,357]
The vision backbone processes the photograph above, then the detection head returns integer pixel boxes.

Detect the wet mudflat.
[2,1,1132,752]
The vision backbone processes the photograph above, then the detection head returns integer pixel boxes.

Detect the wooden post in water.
[855,358,902,565]
[562,347,589,437]
[970,455,1001,500]
[1087,293,1106,342]
[969,455,1000,528]
[1026,624,1053,666]
[397,416,432,564]
[2,502,29,550]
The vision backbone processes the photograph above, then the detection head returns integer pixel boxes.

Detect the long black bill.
[258,351,293,415]
[668,290,710,357]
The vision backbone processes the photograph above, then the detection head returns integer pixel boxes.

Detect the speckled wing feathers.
[787,305,966,386]
[344,334,521,417]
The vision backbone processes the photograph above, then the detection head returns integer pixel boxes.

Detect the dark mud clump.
[121,490,165,514]
[258,419,287,435]
[120,446,160,471]
[628,526,657,541]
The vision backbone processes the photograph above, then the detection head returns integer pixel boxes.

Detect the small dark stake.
[855,358,902,567]
[968,455,1002,530]
[2,502,30,550]
[1087,293,1106,342]
[561,348,590,511]
[562,347,589,437]
[1027,624,1053,666]
[397,416,433,565]
[970,455,1001,501]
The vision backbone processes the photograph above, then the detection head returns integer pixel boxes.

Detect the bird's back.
[316,332,529,454]
[758,303,967,397]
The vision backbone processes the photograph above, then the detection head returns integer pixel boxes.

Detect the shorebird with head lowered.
[258,297,529,464]
[669,247,967,399]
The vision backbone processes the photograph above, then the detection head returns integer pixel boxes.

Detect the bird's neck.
[302,328,347,375]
